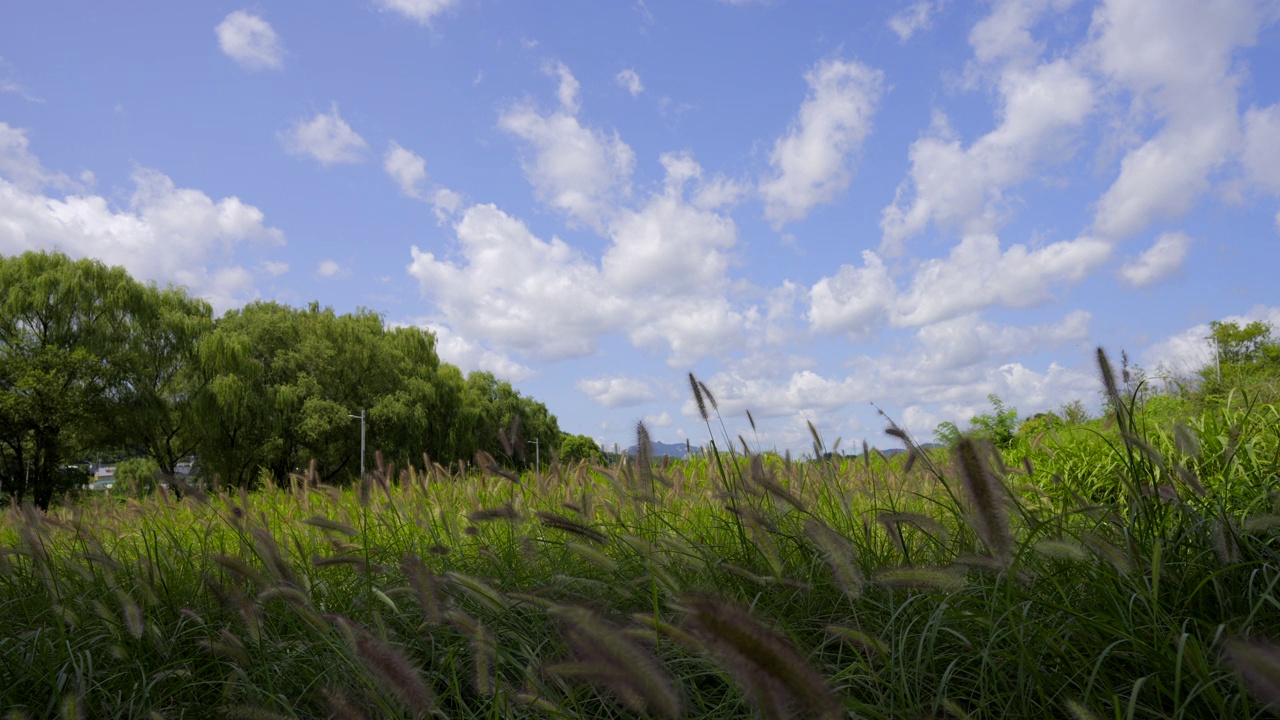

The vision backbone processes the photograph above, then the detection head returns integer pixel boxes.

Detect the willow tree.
[113,284,214,477]
[191,302,478,487]
[0,252,145,508]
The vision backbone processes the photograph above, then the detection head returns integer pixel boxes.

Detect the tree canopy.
[0,251,562,507]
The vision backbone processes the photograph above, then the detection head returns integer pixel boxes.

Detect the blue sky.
[3,0,1279,454]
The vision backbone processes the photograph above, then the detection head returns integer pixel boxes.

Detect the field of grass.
[3,360,1280,719]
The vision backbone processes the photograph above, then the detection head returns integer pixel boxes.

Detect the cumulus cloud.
[385,141,428,198]
[881,42,1094,252]
[1119,231,1193,287]
[893,233,1111,326]
[316,260,349,278]
[760,57,884,227]
[280,104,368,165]
[808,232,1110,335]
[806,251,894,337]
[374,0,458,25]
[888,1,947,41]
[0,123,68,192]
[0,128,283,311]
[408,153,753,366]
[576,376,657,408]
[261,261,289,276]
[644,411,673,427]
[408,203,619,360]
[500,61,635,231]
[0,57,42,103]
[912,310,1091,373]
[1242,104,1280,193]
[615,68,643,97]
[419,322,534,381]
[216,11,284,71]
[1090,0,1271,240]
[1141,305,1280,376]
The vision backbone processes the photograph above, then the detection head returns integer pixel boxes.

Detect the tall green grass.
[2,353,1279,719]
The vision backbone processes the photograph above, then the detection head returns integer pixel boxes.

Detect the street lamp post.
[1205,335,1221,382]
[348,409,366,481]
[530,438,540,472]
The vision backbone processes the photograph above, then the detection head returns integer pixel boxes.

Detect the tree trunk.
[31,431,56,511]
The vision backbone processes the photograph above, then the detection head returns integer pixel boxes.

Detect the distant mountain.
[623,440,693,459]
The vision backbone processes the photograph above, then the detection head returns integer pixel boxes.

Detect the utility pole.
[348,409,366,481]
[530,438,540,472]
[1205,335,1221,382]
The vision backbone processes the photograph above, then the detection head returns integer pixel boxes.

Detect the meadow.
[2,353,1279,719]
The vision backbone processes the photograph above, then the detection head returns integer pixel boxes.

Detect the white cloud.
[760,57,884,227]
[912,311,1091,373]
[408,154,754,367]
[892,233,1111,326]
[1141,305,1280,376]
[385,141,428,198]
[1089,0,1270,240]
[0,133,283,311]
[280,104,368,165]
[1119,231,1193,287]
[261,261,289,276]
[1242,104,1280,193]
[576,376,657,407]
[967,0,1066,66]
[644,411,673,427]
[806,251,893,337]
[0,57,43,103]
[316,259,349,278]
[0,123,65,192]
[808,232,1110,336]
[374,0,458,25]
[216,11,284,71]
[419,322,535,381]
[408,203,620,360]
[881,54,1094,252]
[616,68,644,97]
[500,61,635,231]
[889,1,946,41]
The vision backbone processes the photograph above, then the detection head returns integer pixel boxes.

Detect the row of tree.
[0,251,565,508]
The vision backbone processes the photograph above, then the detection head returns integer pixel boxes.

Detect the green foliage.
[2,386,1278,718]
[1059,398,1091,425]
[1199,320,1280,401]
[113,457,162,494]
[1,253,563,500]
[559,433,604,465]
[934,393,1020,449]
[0,252,152,508]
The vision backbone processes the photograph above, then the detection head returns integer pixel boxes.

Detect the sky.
[2,0,1279,455]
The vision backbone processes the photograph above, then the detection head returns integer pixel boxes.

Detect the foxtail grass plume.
[635,420,654,488]
[301,515,359,537]
[1224,638,1280,711]
[955,438,1013,565]
[803,518,864,600]
[689,372,709,422]
[875,567,966,593]
[681,594,841,720]
[318,687,368,720]
[826,625,886,658]
[699,380,719,414]
[353,633,435,717]
[537,510,608,544]
[548,605,683,719]
[475,450,521,484]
